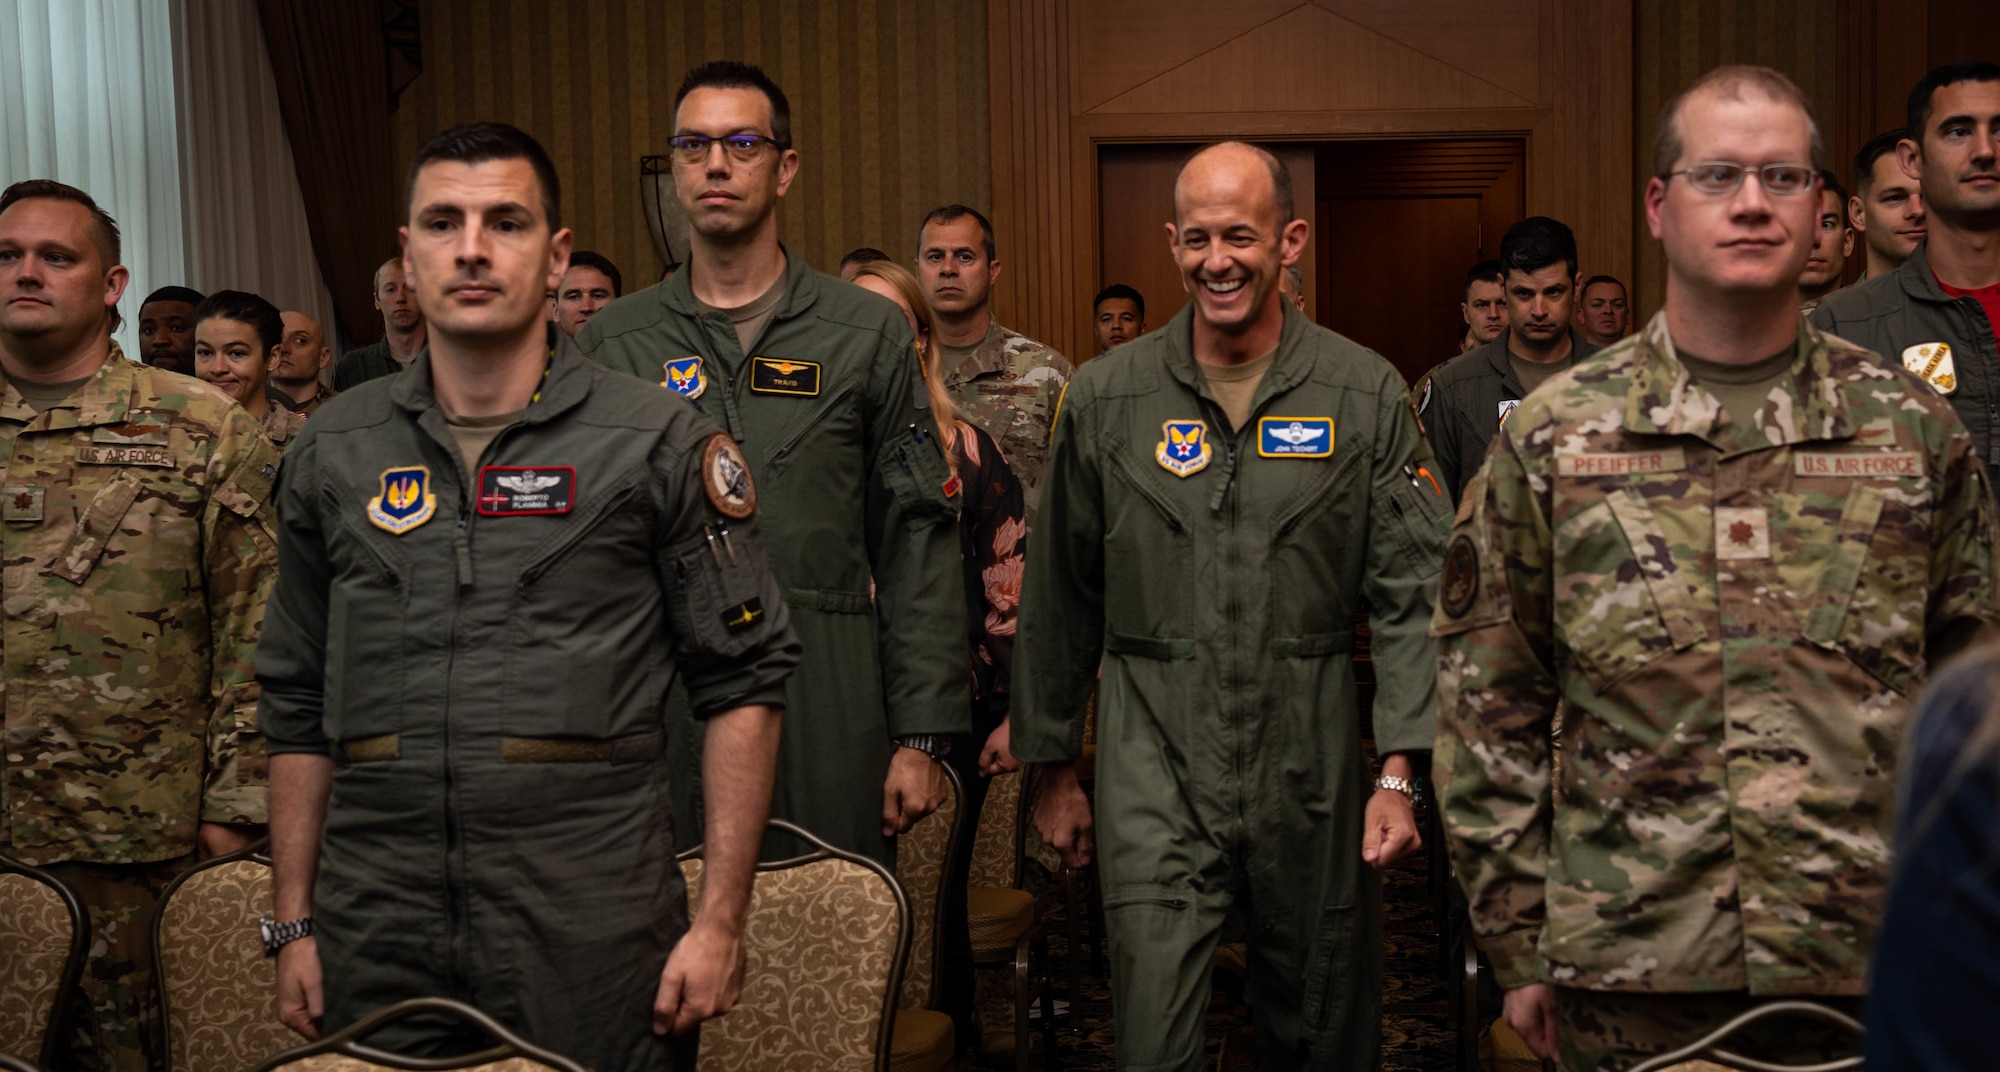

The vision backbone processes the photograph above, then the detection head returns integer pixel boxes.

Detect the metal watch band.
[1373,774,1416,801]
[259,913,315,957]
[896,733,952,758]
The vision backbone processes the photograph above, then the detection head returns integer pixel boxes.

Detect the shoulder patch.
[701,433,757,519]
[1902,342,1957,395]
[1440,534,1479,618]
[662,356,707,399]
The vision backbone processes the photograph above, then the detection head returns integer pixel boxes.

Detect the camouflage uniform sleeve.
[199,415,284,824]
[1430,424,1562,989]
[1362,377,1450,756]
[1925,420,2000,656]
[1012,368,1103,764]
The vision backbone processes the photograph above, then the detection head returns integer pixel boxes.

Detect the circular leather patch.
[701,433,757,519]
[1440,534,1479,619]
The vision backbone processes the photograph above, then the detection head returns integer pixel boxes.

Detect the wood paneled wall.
[388,0,991,288]
[1633,0,1839,315]
[988,0,1637,367]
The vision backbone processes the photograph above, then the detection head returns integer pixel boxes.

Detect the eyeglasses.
[665,133,784,163]
[1665,162,1817,196]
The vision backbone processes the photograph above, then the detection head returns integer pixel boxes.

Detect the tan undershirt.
[441,407,523,473]
[1200,350,1276,432]
[1509,351,1573,397]
[699,271,786,354]
[12,375,94,413]
[1678,343,1800,426]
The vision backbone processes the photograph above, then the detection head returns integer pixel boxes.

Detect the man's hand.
[978,717,1021,777]
[198,821,261,860]
[276,937,324,1040]
[1360,788,1421,869]
[1033,761,1095,869]
[881,746,947,837]
[654,918,747,1035]
[1504,982,1559,1060]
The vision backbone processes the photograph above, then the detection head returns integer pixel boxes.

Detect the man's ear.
[1895,137,1921,183]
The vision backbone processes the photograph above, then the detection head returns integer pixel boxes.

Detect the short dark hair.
[405,122,563,232]
[193,289,284,353]
[1094,283,1145,320]
[840,247,890,271]
[918,205,997,262]
[1580,275,1626,296]
[1499,217,1578,281]
[1464,260,1504,298]
[1853,128,1909,193]
[1655,65,1823,177]
[676,61,792,149]
[565,250,622,297]
[1907,61,2000,142]
[142,286,206,309]
[1817,169,1849,208]
[0,179,123,266]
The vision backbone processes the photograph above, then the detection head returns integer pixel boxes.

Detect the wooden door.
[1316,139,1525,386]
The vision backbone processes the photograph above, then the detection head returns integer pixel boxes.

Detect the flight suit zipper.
[766,383,860,467]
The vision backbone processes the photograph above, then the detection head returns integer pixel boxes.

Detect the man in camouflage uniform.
[0,180,278,1071]
[915,204,1072,511]
[1434,67,2000,1070]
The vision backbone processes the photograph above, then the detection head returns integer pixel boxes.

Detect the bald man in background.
[272,311,336,413]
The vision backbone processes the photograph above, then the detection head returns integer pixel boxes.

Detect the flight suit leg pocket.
[1553,491,1706,689]
[1801,484,1914,693]
[1101,881,1207,1065]
[1298,902,1358,1041]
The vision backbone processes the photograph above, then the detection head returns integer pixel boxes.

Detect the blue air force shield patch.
[1155,420,1212,477]
[367,466,437,534]
[662,356,708,399]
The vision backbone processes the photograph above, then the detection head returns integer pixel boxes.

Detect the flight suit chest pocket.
[1552,488,1707,689]
[46,471,142,584]
[673,535,776,663]
[1801,483,1917,693]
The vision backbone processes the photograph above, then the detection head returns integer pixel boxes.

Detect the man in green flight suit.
[578,61,968,866]
[1017,142,1450,1070]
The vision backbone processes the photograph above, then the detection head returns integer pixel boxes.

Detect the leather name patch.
[76,445,174,467]
[1794,451,1923,478]
[749,357,821,396]
[1555,449,1687,477]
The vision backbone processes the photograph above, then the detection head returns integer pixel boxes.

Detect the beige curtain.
[178,0,339,351]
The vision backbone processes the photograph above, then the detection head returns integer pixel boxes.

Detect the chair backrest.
[679,818,911,1072]
[968,769,1026,890]
[0,856,86,1067]
[1624,1000,1864,1072]
[153,847,296,1072]
[893,762,962,1011]
[0,1053,54,1072]
[250,995,589,1072]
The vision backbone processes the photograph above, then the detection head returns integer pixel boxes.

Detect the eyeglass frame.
[665,133,789,164]
[1660,162,1820,196]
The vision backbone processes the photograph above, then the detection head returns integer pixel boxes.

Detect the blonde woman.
[851,259,1026,1044]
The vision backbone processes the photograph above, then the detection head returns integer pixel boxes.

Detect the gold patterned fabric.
[965,887,1034,952]
[887,1009,953,1072]
[681,853,903,1072]
[893,771,957,1012]
[0,870,75,1060]
[968,770,1022,890]
[156,858,296,1072]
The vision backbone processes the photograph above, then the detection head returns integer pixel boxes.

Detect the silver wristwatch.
[259,913,315,957]
[1373,774,1416,802]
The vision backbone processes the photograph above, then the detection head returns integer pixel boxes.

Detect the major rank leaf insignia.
[368,466,437,534]
[1155,419,1211,477]
[662,356,707,399]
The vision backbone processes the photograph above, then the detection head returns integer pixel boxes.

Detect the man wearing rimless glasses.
[1435,64,2000,1071]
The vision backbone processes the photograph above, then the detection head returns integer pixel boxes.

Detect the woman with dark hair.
[1866,647,2000,1070]
[194,289,307,447]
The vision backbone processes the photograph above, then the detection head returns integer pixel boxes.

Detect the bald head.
[1174,142,1295,231]
[272,310,330,390]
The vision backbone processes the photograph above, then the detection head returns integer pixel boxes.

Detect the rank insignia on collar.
[1497,399,1522,427]
[367,466,437,534]
[1155,419,1211,477]
[1258,416,1333,458]
[750,356,821,396]
[1902,342,1957,395]
[662,356,707,399]
[477,466,576,516]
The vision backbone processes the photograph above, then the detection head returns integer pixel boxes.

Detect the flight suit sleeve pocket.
[1381,477,1449,578]
[882,428,959,529]
[47,472,141,584]
[672,538,772,663]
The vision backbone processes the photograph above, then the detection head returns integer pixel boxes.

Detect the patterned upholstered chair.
[889,763,963,1072]
[0,1053,54,1072]
[1625,1000,1864,1072]
[0,855,87,1069]
[966,769,1055,1068]
[680,817,911,1072]
[249,995,588,1071]
[153,845,296,1072]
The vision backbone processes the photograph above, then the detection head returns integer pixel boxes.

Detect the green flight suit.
[258,336,803,1072]
[577,251,969,865]
[1014,303,1451,1070]
[332,339,406,391]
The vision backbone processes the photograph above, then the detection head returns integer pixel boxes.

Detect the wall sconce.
[640,155,687,275]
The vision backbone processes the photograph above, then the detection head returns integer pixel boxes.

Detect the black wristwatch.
[259,913,315,957]
[896,733,952,759]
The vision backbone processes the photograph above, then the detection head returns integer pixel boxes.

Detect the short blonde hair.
[849,260,961,476]
[1653,65,1823,178]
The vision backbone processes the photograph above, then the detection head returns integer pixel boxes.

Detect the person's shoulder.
[577,282,672,348]
[1811,269,1907,325]
[800,268,907,340]
[124,362,245,429]
[1292,322,1405,396]
[337,339,386,363]
[295,373,399,434]
[1075,330,1169,400]
[994,324,1074,374]
[1428,339,1503,391]
[1505,334,1645,438]
[1816,327,1965,436]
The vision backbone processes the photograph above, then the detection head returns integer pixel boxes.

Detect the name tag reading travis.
[477,466,576,516]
